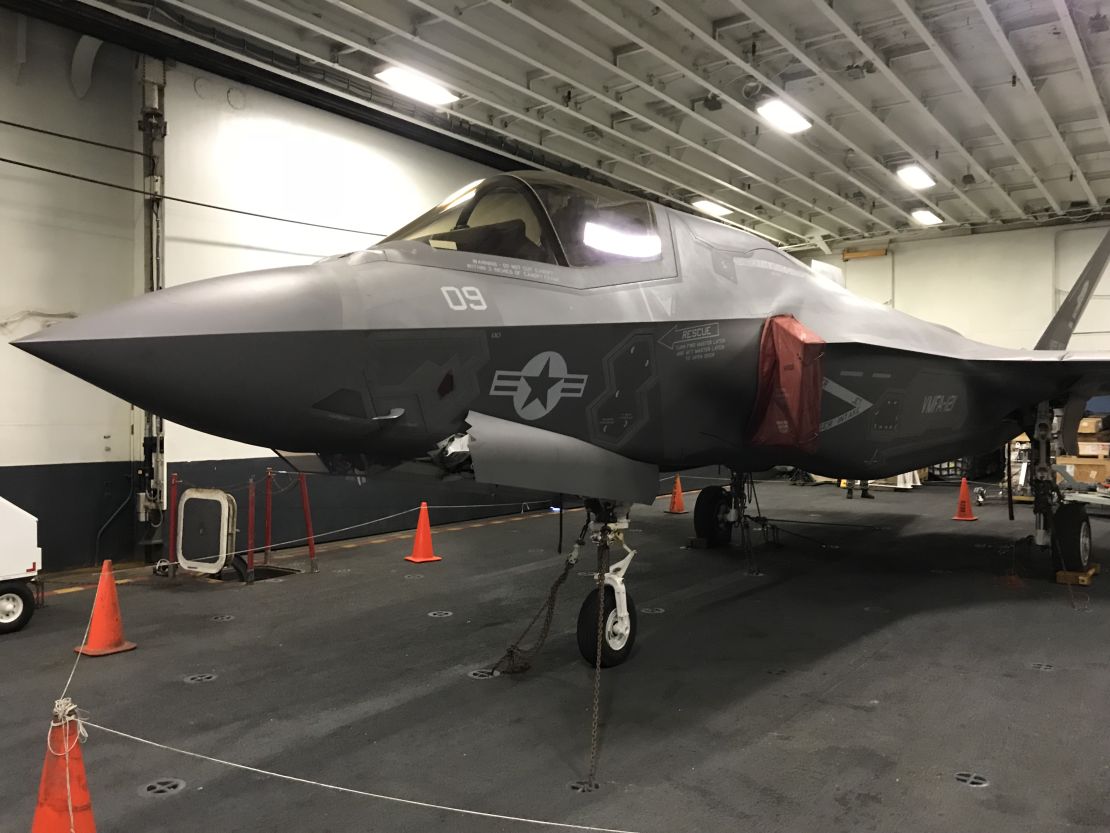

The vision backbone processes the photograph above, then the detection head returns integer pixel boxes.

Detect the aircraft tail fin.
[1035,227,1110,350]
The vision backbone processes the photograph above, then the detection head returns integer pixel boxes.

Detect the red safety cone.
[75,560,136,656]
[405,502,442,563]
[31,701,96,833]
[952,477,978,522]
[665,475,687,514]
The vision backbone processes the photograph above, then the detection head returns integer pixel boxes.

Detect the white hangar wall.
[0,12,142,572]
[157,66,539,571]
[0,11,141,468]
[0,11,500,570]
[162,63,495,463]
[817,224,1110,352]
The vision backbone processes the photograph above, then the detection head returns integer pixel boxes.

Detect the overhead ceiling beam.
[885,0,1060,215]
[700,0,965,224]
[645,0,956,225]
[810,0,1020,220]
[241,0,811,241]
[475,0,898,233]
[967,0,1099,207]
[376,0,857,237]
[526,0,916,229]
[54,0,597,189]
[160,0,789,243]
[304,0,821,239]
[1049,0,1110,158]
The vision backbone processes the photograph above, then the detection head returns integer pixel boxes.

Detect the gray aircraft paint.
[15,171,1110,501]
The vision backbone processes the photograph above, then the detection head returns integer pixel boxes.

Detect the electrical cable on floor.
[0,155,387,238]
[82,721,647,833]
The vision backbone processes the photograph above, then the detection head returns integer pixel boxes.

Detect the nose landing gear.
[574,500,638,668]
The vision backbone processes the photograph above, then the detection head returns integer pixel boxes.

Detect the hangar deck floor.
[6,479,1110,832]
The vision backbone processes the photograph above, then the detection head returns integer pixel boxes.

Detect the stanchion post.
[264,467,273,565]
[246,476,256,584]
[167,472,179,579]
[299,472,318,573]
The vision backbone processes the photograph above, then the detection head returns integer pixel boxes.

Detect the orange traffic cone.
[405,502,442,563]
[952,477,978,522]
[665,475,687,514]
[32,701,96,833]
[75,560,136,656]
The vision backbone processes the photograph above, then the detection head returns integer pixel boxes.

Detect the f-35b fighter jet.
[16,171,1110,666]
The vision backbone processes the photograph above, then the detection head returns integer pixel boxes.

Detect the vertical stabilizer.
[1036,227,1110,349]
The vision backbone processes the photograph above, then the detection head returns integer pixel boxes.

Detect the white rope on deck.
[83,722,647,833]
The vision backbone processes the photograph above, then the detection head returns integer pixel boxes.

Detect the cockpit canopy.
[381,172,662,268]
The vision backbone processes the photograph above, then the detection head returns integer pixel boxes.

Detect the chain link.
[490,521,590,675]
[585,531,609,791]
[486,514,610,791]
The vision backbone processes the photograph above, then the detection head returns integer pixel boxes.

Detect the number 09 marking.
[441,286,487,311]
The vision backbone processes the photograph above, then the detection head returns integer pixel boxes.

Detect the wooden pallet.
[1056,562,1101,586]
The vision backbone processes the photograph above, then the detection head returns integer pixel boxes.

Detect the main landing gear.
[692,471,777,573]
[573,500,638,668]
[1030,402,1094,573]
[693,485,734,547]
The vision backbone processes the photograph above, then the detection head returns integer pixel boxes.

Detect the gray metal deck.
[6,479,1109,832]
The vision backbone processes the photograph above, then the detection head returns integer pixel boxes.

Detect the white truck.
[0,495,41,633]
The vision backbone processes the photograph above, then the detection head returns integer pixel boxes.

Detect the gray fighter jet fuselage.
[15,171,1110,507]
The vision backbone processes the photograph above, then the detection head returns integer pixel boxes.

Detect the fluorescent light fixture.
[755,98,812,134]
[583,221,662,258]
[375,65,458,106]
[692,198,731,217]
[896,164,936,190]
[911,208,942,226]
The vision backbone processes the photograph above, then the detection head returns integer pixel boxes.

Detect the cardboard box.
[1078,441,1110,457]
[1059,455,1110,484]
[1079,415,1110,434]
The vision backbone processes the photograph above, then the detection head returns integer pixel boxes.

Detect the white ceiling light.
[755,98,812,134]
[911,208,943,226]
[692,198,731,217]
[896,164,936,190]
[375,66,458,107]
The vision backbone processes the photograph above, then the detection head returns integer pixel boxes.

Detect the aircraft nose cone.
[13,266,351,446]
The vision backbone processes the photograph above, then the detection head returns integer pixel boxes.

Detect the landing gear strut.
[1030,402,1094,573]
[691,471,776,574]
[574,500,638,667]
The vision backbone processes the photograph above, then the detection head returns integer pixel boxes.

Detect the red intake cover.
[749,315,825,453]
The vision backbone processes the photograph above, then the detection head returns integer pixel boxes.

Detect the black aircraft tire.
[694,486,733,547]
[577,586,637,668]
[0,581,35,634]
[1052,503,1092,573]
